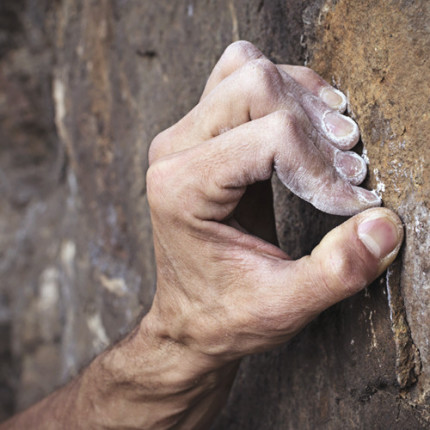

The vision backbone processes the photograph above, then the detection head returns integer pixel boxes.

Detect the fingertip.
[322,111,360,149]
[300,207,403,311]
[356,208,404,272]
[319,87,347,112]
[353,187,382,210]
[334,151,367,185]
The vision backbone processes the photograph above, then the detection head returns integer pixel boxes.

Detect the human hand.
[2,41,404,430]
[145,41,403,366]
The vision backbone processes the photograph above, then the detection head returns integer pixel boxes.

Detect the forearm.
[1,312,239,429]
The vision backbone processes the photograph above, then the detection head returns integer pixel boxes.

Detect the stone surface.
[0,0,61,416]
[0,0,428,428]
[308,0,430,420]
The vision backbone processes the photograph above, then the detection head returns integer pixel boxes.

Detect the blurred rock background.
[0,0,428,428]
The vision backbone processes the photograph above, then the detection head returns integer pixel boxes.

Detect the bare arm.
[3,317,238,429]
[1,41,403,429]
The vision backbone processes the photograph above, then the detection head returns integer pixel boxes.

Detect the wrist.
[75,309,239,429]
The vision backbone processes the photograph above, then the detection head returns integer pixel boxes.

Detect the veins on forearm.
[1,315,239,430]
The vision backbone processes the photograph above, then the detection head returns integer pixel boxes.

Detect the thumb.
[278,208,404,315]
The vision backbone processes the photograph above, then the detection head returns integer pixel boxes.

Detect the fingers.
[149,40,372,217]
[200,41,265,100]
[201,42,356,150]
[314,135,367,185]
[266,208,403,322]
[278,65,347,112]
[151,42,364,173]
[152,57,365,182]
[284,77,360,150]
[147,112,380,220]
[202,42,346,113]
[151,57,290,161]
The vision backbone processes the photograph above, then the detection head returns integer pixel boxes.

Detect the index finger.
[201,41,347,113]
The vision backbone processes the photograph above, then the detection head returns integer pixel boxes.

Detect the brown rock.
[0,0,428,428]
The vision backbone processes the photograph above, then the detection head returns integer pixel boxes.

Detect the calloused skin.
[2,41,403,429]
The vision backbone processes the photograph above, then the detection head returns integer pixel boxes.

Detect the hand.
[146,41,403,365]
[3,41,403,430]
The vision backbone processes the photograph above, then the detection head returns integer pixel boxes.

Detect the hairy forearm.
[1,312,239,429]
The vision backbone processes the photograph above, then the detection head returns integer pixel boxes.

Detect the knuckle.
[249,58,280,84]
[271,109,297,126]
[223,40,260,63]
[268,110,299,139]
[148,129,173,165]
[215,41,263,80]
[148,131,166,165]
[241,58,283,105]
[146,158,174,212]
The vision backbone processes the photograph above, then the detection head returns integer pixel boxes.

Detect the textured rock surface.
[0,0,428,428]
[0,0,61,417]
[307,0,430,420]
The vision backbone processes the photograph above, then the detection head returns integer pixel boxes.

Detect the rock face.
[307,0,430,420]
[0,0,428,428]
[0,0,61,418]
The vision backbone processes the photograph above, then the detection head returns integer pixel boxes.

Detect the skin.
[1,41,404,429]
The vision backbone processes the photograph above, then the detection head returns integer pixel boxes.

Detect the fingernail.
[358,213,401,259]
[324,112,357,138]
[320,87,346,110]
[334,151,367,184]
